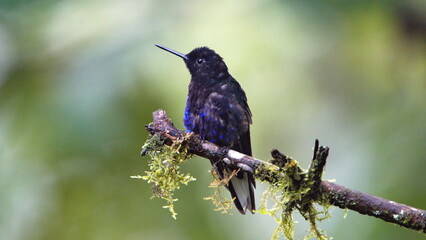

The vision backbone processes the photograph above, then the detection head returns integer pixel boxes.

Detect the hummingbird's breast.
[183,80,245,146]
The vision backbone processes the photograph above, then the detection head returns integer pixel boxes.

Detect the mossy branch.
[141,109,426,236]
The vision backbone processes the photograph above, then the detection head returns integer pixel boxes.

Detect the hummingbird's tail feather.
[228,171,256,214]
[212,161,255,215]
[210,134,256,214]
[247,172,256,213]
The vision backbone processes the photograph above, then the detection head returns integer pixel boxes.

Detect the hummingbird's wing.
[226,78,256,214]
[229,77,253,161]
[232,130,252,157]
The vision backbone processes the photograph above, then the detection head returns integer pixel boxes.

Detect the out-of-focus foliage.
[0,0,424,239]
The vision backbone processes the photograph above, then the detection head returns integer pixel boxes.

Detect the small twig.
[144,109,426,233]
[307,140,329,193]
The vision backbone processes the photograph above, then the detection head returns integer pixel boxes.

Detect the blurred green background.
[0,0,425,239]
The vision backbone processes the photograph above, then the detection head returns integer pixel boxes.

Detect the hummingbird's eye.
[196,58,205,64]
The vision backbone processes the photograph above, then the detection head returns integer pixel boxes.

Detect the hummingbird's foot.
[218,146,231,159]
[220,147,255,174]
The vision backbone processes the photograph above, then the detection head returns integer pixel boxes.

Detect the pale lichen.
[257,181,295,240]
[256,158,331,240]
[132,134,195,219]
[203,169,239,214]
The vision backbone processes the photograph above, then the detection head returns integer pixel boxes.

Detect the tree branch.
[144,109,426,233]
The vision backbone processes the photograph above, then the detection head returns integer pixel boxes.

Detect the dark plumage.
[156,44,255,214]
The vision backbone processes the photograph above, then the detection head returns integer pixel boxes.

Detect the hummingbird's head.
[184,47,228,79]
[155,45,229,81]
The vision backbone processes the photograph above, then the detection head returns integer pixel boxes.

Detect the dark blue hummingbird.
[156,44,255,214]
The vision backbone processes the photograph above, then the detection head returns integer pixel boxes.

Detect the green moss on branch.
[132,134,195,219]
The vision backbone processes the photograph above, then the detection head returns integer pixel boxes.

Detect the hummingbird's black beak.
[155,44,188,60]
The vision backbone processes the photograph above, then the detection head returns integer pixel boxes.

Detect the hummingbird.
[155,44,255,214]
